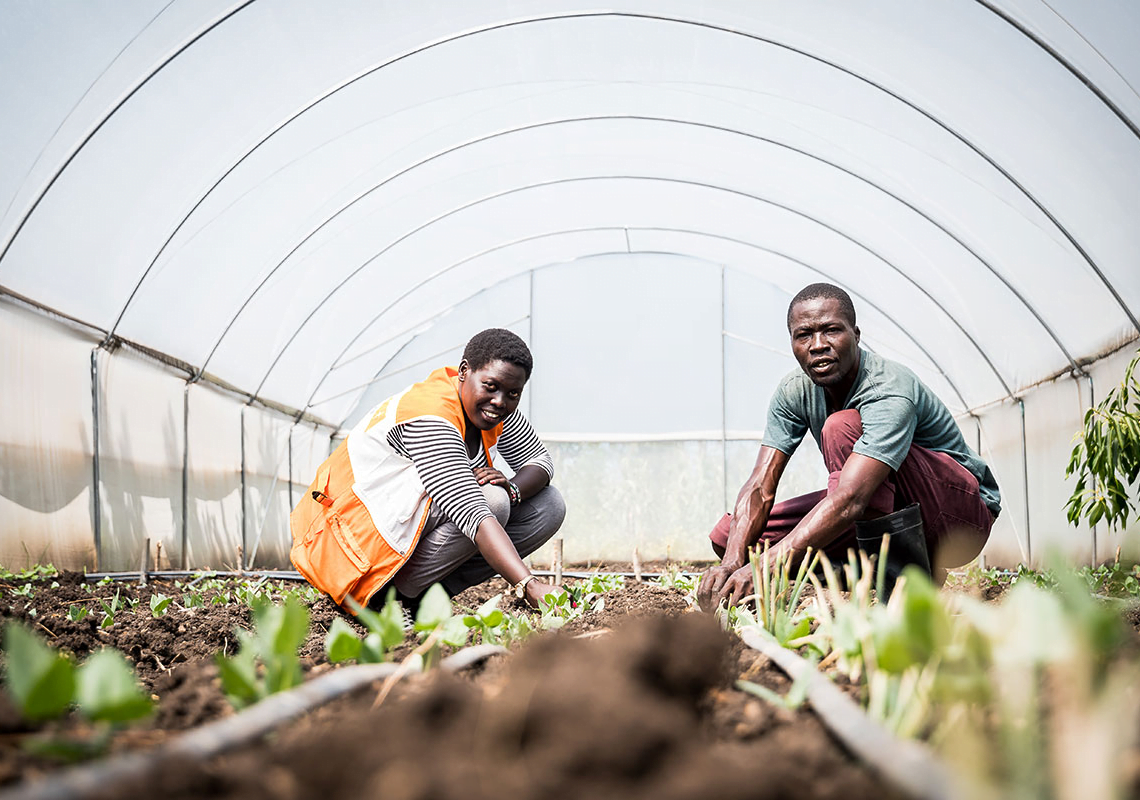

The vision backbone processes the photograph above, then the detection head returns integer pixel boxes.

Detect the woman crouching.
[290,328,565,612]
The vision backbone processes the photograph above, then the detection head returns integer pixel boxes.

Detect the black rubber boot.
[855,503,930,598]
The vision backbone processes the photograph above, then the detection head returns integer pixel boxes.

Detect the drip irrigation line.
[739,627,975,800]
[80,568,704,584]
[0,645,506,800]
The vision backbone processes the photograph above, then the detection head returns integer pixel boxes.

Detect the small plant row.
[722,543,1140,799]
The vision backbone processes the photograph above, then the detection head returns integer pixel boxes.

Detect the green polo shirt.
[762,349,1001,517]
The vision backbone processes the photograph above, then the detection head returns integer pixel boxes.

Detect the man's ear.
[854,325,861,344]
[458,359,469,381]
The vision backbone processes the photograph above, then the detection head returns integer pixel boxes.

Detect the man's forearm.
[776,492,866,560]
[722,485,775,569]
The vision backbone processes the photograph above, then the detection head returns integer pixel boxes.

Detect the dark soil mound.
[112,613,897,800]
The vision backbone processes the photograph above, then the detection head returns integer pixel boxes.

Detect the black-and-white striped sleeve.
[387,419,492,541]
[498,412,554,480]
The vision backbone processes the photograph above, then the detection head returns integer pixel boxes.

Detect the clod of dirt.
[110,613,897,800]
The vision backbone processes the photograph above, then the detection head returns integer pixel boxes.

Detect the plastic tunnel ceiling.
[1,1,1138,572]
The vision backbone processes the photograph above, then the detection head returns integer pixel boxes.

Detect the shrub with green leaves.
[1066,349,1140,531]
[215,594,310,709]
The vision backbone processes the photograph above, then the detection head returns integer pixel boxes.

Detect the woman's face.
[458,358,528,430]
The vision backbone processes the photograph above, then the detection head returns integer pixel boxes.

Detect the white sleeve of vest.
[388,419,494,541]
[497,411,554,481]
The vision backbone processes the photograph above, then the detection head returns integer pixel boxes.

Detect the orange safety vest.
[290,366,502,611]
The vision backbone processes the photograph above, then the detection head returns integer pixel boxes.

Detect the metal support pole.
[528,269,536,424]
[90,348,102,570]
[1019,398,1031,564]
[720,266,729,512]
[181,384,190,569]
[1084,373,1097,566]
[288,424,294,514]
[240,404,247,571]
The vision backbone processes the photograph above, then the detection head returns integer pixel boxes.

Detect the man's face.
[788,296,860,389]
[458,358,527,430]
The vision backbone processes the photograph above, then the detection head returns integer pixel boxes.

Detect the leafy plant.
[149,594,172,618]
[462,595,508,645]
[413,584,469,667]
[1066,349,1140,531]
[215,594,310,709]
[2,623,76,721]
[2,622,152,725]
[325,590,406,664]
[66,605,89,623]
[75,650,153,723]
[99,590,124,629]
[10,583,35,599]
[182,591,204,609]
[736,542,820,649]
[538,588,580,630]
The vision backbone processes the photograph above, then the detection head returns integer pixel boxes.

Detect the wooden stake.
[237,545,244,574]
[553,537,563,586]
[138,538,149,586]
[155,542,163,572]
[632,548,642,582]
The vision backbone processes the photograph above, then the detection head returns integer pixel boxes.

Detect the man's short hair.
[462,328,533,379]
[787,283,857,330]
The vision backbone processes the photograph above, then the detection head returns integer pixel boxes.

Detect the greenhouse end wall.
[1,297,1136,573]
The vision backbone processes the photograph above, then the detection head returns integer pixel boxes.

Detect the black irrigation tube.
[80,568,704,585]
[0,644,507,800]
[739,628,974,800]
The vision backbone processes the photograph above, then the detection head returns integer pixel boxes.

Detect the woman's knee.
[481,483,511,525]
[535,484,567,531]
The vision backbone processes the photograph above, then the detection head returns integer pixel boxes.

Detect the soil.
[11,566,1107,800]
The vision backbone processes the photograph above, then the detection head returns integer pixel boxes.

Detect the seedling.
[182,591,204,609]
[462,594,508,645]
[743,542,820,649]
[99,590,124,629]
[413,584,469,667]
[2,622,76,721]
[66,605,89,623]
[149,594,173,618]
[538,589,580,630]
[10,583,35,599]
[215,594,310,709]
[325,590,406,664]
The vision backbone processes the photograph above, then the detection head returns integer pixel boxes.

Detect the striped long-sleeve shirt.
[386,411,554,540]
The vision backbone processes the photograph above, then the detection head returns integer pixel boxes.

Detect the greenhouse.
[1,2,1139,799]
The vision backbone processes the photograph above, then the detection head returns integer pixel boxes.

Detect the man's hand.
[698,563,755,612]
[472,465,509,487]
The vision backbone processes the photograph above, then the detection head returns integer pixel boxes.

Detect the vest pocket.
[294,512,371,606]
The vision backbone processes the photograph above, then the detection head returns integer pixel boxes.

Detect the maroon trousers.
[710,410,994,572]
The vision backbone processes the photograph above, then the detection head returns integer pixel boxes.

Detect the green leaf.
[76,650,152,723]
[150,595,172,618]
[360,631,386,663]
[439,615,470,648]
[415,584,453,630]
[2,623,75,721]
[324,617,362,664]
[215,628,263,708]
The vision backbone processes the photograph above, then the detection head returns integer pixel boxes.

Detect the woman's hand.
[522,578,563,610]
[472,465,509,487]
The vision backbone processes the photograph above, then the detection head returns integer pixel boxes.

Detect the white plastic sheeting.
[1,1,1138,569]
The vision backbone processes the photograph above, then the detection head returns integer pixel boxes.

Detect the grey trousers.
[389,484,566,598]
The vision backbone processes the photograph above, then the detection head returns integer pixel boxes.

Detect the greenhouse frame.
[2,0,1138,573]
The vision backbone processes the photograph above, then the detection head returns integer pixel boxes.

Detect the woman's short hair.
[462,328,533,379]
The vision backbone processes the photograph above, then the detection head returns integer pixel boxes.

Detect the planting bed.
[0,568,902,800]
